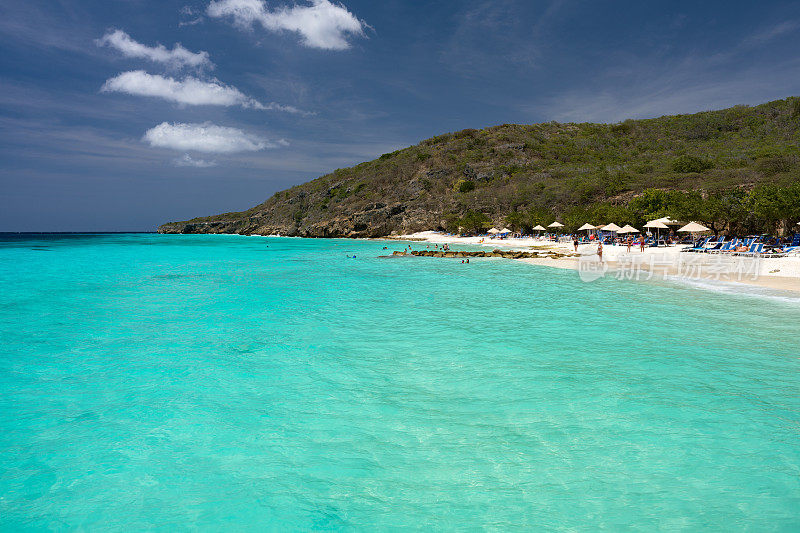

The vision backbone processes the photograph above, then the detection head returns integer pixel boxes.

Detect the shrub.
[454,179,476,193]
[792,98,800,119]
[756,156,792,176]
[379,150,400,160]
[672,155,714,173]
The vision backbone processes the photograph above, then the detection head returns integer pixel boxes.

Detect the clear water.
[1,233,799,530]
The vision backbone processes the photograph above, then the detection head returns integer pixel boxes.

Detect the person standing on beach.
[573,237,579,252]
[640,237,646,252]
[597,242,603,262]
[626,236,632,253]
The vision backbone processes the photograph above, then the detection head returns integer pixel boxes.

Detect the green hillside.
[159,97,800,237]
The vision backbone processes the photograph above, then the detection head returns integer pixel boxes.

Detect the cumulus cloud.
[143,122,281,153]
[174,153,217,167]
[207,0,366,50]
[96,29,212,69]
[100,70,303,113]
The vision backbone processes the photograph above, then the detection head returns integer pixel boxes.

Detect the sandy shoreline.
[391,231,800,294]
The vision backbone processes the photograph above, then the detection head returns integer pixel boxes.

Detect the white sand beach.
[392,231,800,293]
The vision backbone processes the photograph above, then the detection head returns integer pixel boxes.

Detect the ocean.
[1,233,799,530]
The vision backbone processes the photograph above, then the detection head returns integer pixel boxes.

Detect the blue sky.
[2,0,799,231]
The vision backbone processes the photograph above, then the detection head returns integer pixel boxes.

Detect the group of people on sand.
[574,235,648,258]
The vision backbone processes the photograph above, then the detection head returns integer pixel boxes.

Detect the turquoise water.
[1,233,799,530]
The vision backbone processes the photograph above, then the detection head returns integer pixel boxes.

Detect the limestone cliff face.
[158,97,800,236]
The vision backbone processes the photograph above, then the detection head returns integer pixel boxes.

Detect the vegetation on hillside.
[160,97,800,237]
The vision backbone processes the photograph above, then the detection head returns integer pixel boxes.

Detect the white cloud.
[179,6,205,27]
[174,153,218,167]
[207,0,366,50]
[96,29,212,69]
[744,19,800,47]
[100,70,303,112]
[143,122,281,153]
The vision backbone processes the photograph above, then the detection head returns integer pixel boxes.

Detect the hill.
[159,97,800,237]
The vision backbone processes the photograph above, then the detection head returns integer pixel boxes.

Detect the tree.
[749,183,800,234]
[442,213,460,234]
[505,211,529,233]
[526,204,553,228]
[591,203,637,227]
[702,188,749,235]
[629,189,674,220]
[458,211,490,234]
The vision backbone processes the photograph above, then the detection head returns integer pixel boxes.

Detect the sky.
[2,0,800,231]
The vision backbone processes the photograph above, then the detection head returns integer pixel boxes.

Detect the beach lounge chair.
[709,240,735,254]
[703,238,726,252]
[734,242,763,256]
[763,244,800,258]
[681,237,711,252]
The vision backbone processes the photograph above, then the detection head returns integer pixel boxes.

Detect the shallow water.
[1,234,799,530]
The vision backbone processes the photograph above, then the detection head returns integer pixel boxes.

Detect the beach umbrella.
[655,216,681,225]
[548,221,564,228]
[577,223,596,240]
[532,225,546,231]
[500,228,512,234]
[677,222,710,233]
[644,219,669,242]
[487,228,501,234]
[644,220,669,229]
[600,223,622,232]
[618,224,640,234]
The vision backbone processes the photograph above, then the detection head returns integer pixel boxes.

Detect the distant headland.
[159,97,800,238]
